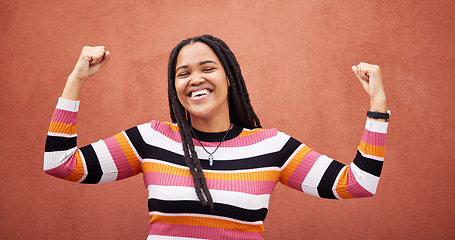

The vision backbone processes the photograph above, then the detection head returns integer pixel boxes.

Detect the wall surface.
[1,0,454,239]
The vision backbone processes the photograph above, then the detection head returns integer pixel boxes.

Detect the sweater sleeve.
[279,118,388,199]
[43,98,143,184]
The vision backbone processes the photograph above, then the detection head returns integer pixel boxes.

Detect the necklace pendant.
[209,154,214,166]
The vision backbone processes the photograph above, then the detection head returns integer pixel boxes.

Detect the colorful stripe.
[44,97,388,240]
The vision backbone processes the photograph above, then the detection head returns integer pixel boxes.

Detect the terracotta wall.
[1,0,454,239]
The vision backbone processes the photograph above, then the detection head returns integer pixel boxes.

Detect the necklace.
[191,124,232,167]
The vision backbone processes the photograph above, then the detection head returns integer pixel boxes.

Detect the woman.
[44,35,389,239]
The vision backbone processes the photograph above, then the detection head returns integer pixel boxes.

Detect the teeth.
[191,89,209,98]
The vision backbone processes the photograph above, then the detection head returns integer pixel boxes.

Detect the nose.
[189,72,206,86]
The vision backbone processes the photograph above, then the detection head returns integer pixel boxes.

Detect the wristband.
[367,110,390,121]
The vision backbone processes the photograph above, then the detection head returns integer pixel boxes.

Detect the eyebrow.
[175,60,218,71]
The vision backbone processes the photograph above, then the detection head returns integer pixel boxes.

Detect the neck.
[190,114,231,133]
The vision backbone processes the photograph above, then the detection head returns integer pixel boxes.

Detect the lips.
[187,86,213,100]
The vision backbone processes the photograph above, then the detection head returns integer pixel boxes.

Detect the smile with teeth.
[190,89,211,98]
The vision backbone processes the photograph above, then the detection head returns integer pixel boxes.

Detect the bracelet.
[367,110,390,121]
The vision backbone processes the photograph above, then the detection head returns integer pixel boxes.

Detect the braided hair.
[167,35,261,211]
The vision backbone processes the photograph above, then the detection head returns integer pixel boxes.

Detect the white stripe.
[56,97,80,112]
[301,155,333,197]
[47,132,77,138]
[148,235,206,240]
[280,144,304,171]
[138,124,291,161]
[365,118,388,133]
[359,150,384,161]
[148,212,264,226]
[350,162,379,194]
[91,140,118,183]
[204,132,290,161]
[147,185,270,210]
[43,147,77,170]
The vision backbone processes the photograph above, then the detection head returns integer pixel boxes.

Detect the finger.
[98,51,110,67]
[352,65,359,77]
[87,49,106,66]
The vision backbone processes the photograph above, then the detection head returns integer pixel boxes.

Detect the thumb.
[98,51,111,68]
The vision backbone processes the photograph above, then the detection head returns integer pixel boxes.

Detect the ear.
[227,77,231,87]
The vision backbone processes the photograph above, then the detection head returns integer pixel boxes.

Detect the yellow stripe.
[150,215,264,233]
[114,133,142,175]
[142,162,280,181]
[238,129,265,137]
[63,151,84,182]
[279,145,312,186]
[48,121,77,135]
[335,166,355,199]
[143,162,192,177]
[162,122,180,132]
[358,140,385,158]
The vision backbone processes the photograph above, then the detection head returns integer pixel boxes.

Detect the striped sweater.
[44,98,388,240]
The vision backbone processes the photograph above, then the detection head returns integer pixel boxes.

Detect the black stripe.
[45,135,77,152]
[79,144,103,184]
[134,135,303,171]
[317,160,345,199]
[125,126,147,158]
[278,137,303,167]
[148,198,268,222]
[353,150,383,177]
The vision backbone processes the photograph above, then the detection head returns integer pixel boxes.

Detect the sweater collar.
[191,124,242,142]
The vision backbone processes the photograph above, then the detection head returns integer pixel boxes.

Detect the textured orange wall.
[1,0,454,239]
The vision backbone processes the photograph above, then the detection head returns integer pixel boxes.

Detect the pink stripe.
[104,137,132,180]
[346,169,374,198]
[143,171,193,188]
[45,154,76,179]
[51,109,78,125]
[222,129,278,148]
[152,121,183,143]
[152,121,280,148]
[361,129,387,147]
[286,150,321,191]
[143,172,276,195]
[149,222,263,240]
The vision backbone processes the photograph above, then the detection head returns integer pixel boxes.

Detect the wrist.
[370,94,387,113]
[61,76,85,101]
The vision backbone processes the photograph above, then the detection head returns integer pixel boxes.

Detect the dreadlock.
[167,35,261,211]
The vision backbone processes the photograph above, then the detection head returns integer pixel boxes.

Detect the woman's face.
[175,42,230,123]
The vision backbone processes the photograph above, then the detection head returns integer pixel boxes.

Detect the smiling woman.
[44,34,388,239]
[174,42,231,131]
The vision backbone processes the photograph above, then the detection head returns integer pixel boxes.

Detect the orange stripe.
[142,162,280,181]
[162,122,180,132]
[150,215,264,233]
[114,133,142,175]
[279,145,312,186]
[143,162,192,177]
[335,166,355,199]
[358,140,385,158]
[48,121,77,135]
[63,151,84,182]
[238,129,265,137]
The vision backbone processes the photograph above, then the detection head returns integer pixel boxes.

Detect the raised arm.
[44,47,143,184]
[279,63,388,199]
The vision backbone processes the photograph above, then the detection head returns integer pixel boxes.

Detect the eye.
[203,67,215,72]
[177,72,189,78]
